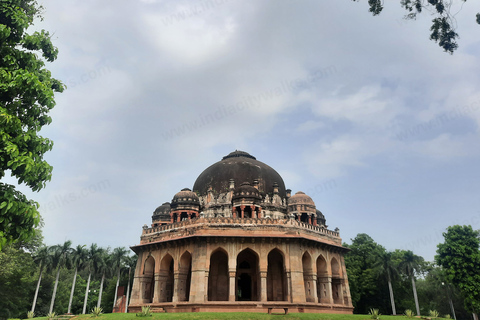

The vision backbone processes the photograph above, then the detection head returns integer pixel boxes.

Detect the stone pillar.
[240,205,245,218]
[258,207,262,219]
[232,207,237,218]
[170,213,174,224]
[317,276,333,304]
[250,206,256,218]
[177,213,181,222]
[229,271,236,301]
[312,274,318,303]
[260,271,267,301]
[286,271,293,302]
[313,217,317,226]
[308,214,312,224]
[190,244,207,303]
[172,272,180,302]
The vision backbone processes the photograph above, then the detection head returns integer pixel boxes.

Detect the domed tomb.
[193,150,286,198]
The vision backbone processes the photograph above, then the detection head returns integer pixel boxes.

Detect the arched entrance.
[302,252,314,302]
[331,257,343,304]
[143,256,155,303]
[267,249,287,301]
[236,248,259,301]
[208,249,229,301]
[178,251,192,301]
[316,255,329,303]
[159,254,174,302]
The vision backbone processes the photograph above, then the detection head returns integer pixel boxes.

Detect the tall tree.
[344,233,387,314]
[0,0,64,249]
[436,225,480,316]
[31,246,51,313]
[111,247,128,311]
[49,240,72,314]
[83,243,102,314]
[67,245,87,314]
[96,247,110,309]
[375,251,398,315]
[352,0,480,53]
[399,250,424,316]
[123,254,137,313]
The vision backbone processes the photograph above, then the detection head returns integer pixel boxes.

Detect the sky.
[8,0,480,261]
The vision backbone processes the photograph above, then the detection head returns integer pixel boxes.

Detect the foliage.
[352,0,480,53]
[0,244,37,319]
[429,310,439,318]
[0,0,64,250]
[344,234,387,314]
[405,309,415,318]
[369,308,381,320]
[90,307,103,318]
[136,306,152,317]
[27,311,34,319]
[436,225,480,314]
[46,312,55,319]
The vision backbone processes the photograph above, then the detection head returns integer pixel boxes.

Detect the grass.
[31,313,446,320]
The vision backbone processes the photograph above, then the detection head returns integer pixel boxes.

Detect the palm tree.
[49,240,73,314]
[399,250,424,316]
[31,246,51,313]
[96,247,111,308]
[111,247,129,310]
[374,251,398,315]
[67,245,88,314]
[123,254,137,313]
[83,243,103,314]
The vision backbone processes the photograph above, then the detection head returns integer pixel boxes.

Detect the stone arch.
[316,254,329,303]
[142,255,155,303]
[331,257,343,304]
[267,248,287,301]
[208,248,229,301]
[302,251,315,302]
[236,248,260,301]
[158,254,174,302]
[178,251,192,302]
[331,257,341,277]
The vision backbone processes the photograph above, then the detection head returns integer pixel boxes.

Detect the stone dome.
[233,182,262,200]
[193,150,286,198]
[171,188,199,205]
[154,202,171,216]
[288,191,315,206]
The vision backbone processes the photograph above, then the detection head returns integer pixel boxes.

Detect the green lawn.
[32,313,435,320]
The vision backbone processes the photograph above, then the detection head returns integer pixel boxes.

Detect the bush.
[27,311,35,319]
[91,307,103,317]
[405,309,415,318]
[369,308,381,320]
[136,306,152,317]
[429,310,439,319]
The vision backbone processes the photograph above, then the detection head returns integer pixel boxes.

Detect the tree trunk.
[112,267,120,310]
[97,272,105,308]
[411,275,420,316]
[49,265,61,314]
[124,267,131,313]
[31,263,43,313]
[388,279,396,315]
[83,272,92,314]
[67,267,78,314]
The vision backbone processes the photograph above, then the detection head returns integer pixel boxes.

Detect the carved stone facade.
[129,151,353,314]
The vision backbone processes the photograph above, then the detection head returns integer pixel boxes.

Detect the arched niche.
[236,248,259,301]
[267,248,287,301]
[208,248,229,301]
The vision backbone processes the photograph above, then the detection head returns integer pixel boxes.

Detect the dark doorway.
[238,273,252,300]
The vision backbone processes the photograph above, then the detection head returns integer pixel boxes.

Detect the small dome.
[233,182,261,200]
[289,191,315,206]
[154,202,171,216]
[316,209,325,219]
[172,188,199,204]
